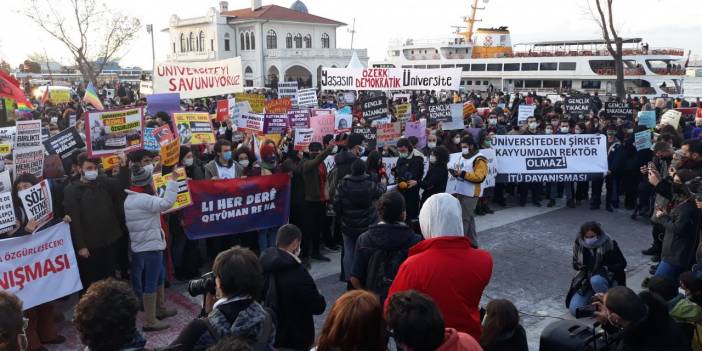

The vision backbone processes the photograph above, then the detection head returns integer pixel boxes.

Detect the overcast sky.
[1,0,700,69]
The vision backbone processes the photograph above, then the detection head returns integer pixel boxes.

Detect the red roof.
[222,5,345,26]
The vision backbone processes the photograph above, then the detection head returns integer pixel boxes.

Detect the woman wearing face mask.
[124,162,179,331]
[422,133,439,157]
[652,169,699,282]
[393,138,425,224]
[442,131,462,154]
[566,221,627,317]
[419,146,449,206]
[234,146,259,177]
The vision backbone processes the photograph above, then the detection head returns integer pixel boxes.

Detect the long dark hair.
[480,299,520,347]
[431,146,449,167]
[366,150,382,172]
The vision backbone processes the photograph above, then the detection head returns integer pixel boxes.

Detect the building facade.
[164,0,368,88]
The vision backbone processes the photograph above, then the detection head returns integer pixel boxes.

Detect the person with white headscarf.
[386,193,493,342]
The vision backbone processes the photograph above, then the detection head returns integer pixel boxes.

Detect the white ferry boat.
[371,0,686,98]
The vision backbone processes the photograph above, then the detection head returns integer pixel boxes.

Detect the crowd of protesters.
[1,77,702,351]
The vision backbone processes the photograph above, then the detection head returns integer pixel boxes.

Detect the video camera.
[188,271,216,297]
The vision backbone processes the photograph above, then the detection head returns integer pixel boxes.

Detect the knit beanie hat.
[131,164,152,187]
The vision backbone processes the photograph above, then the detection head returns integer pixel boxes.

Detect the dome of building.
[290,0,308,13]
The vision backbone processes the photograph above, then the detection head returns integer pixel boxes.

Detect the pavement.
[47,197,657,351]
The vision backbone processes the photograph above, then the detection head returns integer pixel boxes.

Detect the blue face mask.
[584,237,598,246]
[222,151,232,161]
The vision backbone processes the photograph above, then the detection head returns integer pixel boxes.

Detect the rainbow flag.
[0,71,33,111]
[83,81,104,110]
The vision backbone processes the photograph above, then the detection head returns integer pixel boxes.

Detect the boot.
[156,285,178,320]
[142,293,169,332]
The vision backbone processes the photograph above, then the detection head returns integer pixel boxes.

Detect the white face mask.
[239,159,250,168]
[560,127,570,133]
[488,118,497,125]
[529,122,538,130]
[83,170,98,181]
[427,142,436,149]
[461,147,471,155]
[332,145,339,154]
[545,129,553,135]
[429,155,437,163]
[184,158,194,167]
[143,164,155,175]
[575,129,583,134]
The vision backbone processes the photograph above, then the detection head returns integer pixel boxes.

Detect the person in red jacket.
[386,193,493,341]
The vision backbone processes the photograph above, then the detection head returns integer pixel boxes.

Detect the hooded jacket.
[259,248,325,350]
[386,194,493,341]
[124,180,178,253]
[333,174,385,239]
[436,328,483,351]
[654,194,699,268]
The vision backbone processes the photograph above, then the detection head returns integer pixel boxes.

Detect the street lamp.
[146,24,155,72]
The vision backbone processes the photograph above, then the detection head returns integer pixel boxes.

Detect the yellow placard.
[235,93,265,113]
[160,139,180,167]
[152,167,192,213]
[100,155,121,171]
[50,90,71,104]
[173,112,216,145]
[0,144,11,156]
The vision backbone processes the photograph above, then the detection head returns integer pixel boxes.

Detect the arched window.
[240,33,245,50]
[321,33,330,48]
[266,30,277,49]
[198,31,205,52]
[304,34,311,48]
[250,32,255,50]
[294,33,302,48]
[245,66,253,74]
[188,32,194,51]
[245,32,250,50]
[179,33,185,52]
[286,33,293,48]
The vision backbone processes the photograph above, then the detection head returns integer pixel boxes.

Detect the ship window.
[471,64,486,71]
[466,80,473,86]
[402,65,413,68]
[525,80,541,88]
[427,65,440,69]
[411,50,414,54]
[458,64,470,71]
[487,63,502,71]
[559,62,576,71]
[483,81,489,85]
[504,63,520,71]
[515,80,524,88]
[413,65,426,69]
[475,81,481,85]
[441,64,455,68]
[522,63,538,71]
[543,80,560,88]
[582,80,601,89]
[540,62,558,71]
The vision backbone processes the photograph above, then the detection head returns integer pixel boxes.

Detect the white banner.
[154,58,243,99]
[482,148,498,189]
[278,81,298,106]
[517,105,535,125]
[0,192,16,234]
[0,223,82,310]
[320,67,462,91]
[491,135,607,183]
[297,88,318,107]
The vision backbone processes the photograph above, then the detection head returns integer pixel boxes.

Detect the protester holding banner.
[63,152,129,289]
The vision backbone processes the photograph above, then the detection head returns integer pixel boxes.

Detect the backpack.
[365,245,409,301]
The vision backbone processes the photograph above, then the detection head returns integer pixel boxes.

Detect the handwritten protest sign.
[605,102,633,119]
[154,58,243,99]
[18,179,53,228]
[517,105,536,125]
[85,107,144,157]
[153,168,192,213]
[635,130,653,151]
[362,96,388,125]
[352,127,377,150]
[174,113,216,145]
[293,128,314,150]
[0,223,82,310]
[429,104,452,124]
[310,110,335,143]
[638,111,656,129]
[0,191,14,233]
[564,96,592,119]
[265,98,292,114]
[661,110,682,129]
[376,122,402,147]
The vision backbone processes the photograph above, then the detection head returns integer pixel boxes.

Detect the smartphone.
[648,161,655,170]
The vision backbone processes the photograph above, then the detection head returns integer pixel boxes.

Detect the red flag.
[41,86,50,105]
[0,72,32,107]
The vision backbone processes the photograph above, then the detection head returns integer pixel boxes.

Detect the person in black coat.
[334,159,385,281]
[420,146,449,206]
[394,138,425,223]
[259,225,326,351]
[480,299,529,351]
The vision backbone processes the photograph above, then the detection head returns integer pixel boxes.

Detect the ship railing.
[508,47,684,58]
[593,68,646,76]
[651,68,687,75]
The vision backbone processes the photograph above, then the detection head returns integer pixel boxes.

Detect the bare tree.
[24,0,141,84]
[587,0,625,98]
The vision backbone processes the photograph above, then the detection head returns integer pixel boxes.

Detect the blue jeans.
[569,274,610,316]
[258,227,278,252]
[655,260,683,282]
[342,234,358,281]
[131,250,165,296]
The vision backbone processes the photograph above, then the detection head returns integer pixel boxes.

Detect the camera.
[188,271,216,297]
[575,304,597,319]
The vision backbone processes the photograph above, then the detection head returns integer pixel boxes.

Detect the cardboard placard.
[153,168,192,213]
[174,112,216,145]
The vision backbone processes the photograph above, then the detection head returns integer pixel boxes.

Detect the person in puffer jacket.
[124,160,179,332]
[333,159,385,282]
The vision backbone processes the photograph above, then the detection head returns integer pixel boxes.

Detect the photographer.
[566,222,627,317]
[170,247,274,351]
[592,286,690,351]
